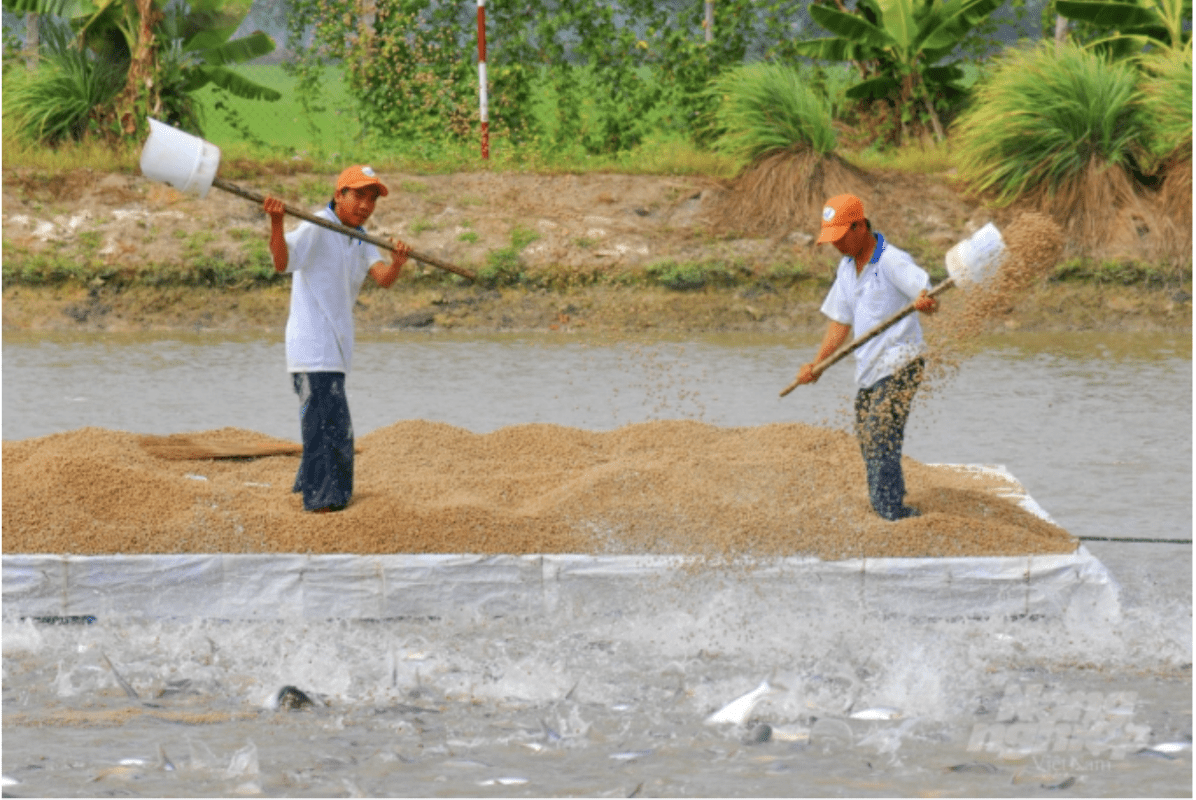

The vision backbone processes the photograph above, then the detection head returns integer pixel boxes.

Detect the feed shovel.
[138,118,476,282]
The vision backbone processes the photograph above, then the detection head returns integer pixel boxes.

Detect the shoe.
[309,504,346,514]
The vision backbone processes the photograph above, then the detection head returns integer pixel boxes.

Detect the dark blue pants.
[854,358,924,521]
[292,372,354,512]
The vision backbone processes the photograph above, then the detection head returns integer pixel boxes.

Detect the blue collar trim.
[869,232,886,264]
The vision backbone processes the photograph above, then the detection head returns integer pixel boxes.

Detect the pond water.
[2,330,1191,797]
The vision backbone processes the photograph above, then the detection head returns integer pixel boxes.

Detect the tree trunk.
[1054,14,1069,53]
[113,0,161,138]
[923,98,945,143]
[25,12,39,70]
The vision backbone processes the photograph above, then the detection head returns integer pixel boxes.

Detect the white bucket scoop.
[780,223,1007,397]
[140,118,222,197]
[138,118,476,281]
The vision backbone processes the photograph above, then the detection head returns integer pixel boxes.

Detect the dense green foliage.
[3,18,124,142]
[792,0,1002,144]
[708,62,837,160]
[1055,0,1191,57]
[951,42,1147,203]
[284,0,772,157]
[2,0,278,142]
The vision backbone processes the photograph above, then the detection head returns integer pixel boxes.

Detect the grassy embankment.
[2,65,1190,333]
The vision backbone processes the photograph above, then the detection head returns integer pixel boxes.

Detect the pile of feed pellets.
[3,420,1075,561]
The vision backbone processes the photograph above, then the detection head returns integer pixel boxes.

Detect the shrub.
[952,42,1146,204]
[708,62,836,162]
[1137,45,1193,169]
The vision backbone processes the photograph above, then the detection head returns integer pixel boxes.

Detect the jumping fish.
[704,679,776,725]
[849,706,903,721]
[477,777,528,786]
[101,651,163,709]
[100,652,140,702]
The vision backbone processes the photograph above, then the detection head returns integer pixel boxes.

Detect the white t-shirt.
[282,206,384,374]
[820,233,931,389]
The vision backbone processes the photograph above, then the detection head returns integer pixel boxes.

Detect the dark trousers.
[854,358,924,521]
[292,372,354,511]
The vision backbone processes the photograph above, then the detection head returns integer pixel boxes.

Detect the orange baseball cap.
[336,165,389,197]
[815,194,865,244]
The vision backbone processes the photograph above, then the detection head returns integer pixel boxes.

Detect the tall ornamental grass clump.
[1137,45,1192,166]
[3,21,124,145]
[1137,44,1192,260]
[709,62,838,162]
[707,62,866,235]
[953,42,1145,204]
[952,42,1151,249]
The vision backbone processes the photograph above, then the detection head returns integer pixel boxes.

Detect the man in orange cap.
[791,193,939,520]
[263,166,411,513]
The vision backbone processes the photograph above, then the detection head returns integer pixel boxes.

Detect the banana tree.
[3,0,277,140]
[793,0,1003,144]
[1054,0,1191,57]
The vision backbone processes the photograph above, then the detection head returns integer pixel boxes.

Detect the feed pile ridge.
[4,420,1076,561]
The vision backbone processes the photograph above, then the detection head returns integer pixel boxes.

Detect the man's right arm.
[796,320,852,385]
[264,197,288,273]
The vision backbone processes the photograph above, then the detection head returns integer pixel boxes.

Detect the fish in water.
[849,706,903,721]
[705,679,778,725]
[1041,776,1076,790]
[948,761,999,774]
[101,652,140,702]
[745,723,772,744]
[769,724,811,743]
[275,685,316,711]
[101,651,163,709]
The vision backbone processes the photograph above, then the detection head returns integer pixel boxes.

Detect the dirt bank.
[2,167,1190,334]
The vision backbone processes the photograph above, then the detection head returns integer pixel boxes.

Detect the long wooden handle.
[779,278,955,398]
[212,177,477,282]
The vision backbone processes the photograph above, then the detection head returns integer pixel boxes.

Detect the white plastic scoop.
[780,223,1007,397]
[139,118,476,281]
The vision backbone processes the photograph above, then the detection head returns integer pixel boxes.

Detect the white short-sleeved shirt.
[820,233,931,389]
[282,206,384,374]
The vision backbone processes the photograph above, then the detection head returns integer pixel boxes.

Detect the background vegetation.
[1,0,1191,292]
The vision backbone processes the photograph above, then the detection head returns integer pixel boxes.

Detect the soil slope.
[1,167,1190,334]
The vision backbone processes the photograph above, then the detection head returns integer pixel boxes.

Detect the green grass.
[845,140,956,174]
[191,64,353,156]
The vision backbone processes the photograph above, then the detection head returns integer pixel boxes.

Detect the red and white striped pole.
[477,0,489,160]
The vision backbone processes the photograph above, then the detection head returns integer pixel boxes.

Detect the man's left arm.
[368,240,412,288]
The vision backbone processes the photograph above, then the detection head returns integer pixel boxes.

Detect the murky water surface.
[3,330,1191,797]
